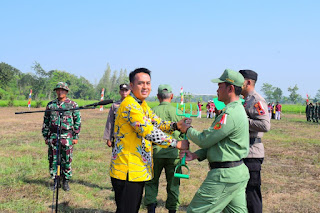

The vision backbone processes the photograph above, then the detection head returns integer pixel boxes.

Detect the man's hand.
[176,140,189,150]
[45,140,48,145]
[179,150,198,161]
[106,140,112,147]
[72,139,78,145]
[177,118,192,133]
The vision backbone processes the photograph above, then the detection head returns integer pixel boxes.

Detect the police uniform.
[185,69,250,213]
[103,84,130,145]
[239,70,271,213]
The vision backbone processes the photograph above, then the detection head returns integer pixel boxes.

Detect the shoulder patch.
[214,114,227,130]
[254,101,265,115]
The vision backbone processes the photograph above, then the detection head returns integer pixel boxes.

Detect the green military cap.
[158,84,172,95]
[53,82,69,91]
[211,69,244,87]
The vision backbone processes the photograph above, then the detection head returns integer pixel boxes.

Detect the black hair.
[225,82,242,96]
[129,68,151,83]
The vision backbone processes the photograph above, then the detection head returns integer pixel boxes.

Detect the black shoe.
[62,179,70,191]
[169,210,176,213]
[147,203,157,213]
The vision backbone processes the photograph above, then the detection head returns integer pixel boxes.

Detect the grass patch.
[0,107,319,212]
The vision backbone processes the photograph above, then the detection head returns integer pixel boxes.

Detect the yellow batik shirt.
[109,94,178,182]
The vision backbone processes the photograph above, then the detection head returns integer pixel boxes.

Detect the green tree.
[96,64,112,99]
[261,83,275,101]
[184,92,194,103]
[288,84,300,104]
[273,87,283,102]
[31,62,51,100]
[0,62,21,89]
[315,89,320,100]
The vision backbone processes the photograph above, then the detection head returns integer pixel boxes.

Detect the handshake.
[175,117,193,150]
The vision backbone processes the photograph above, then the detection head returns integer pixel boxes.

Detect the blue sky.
[1,1,319,99]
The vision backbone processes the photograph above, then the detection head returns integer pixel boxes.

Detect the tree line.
[261,83,320,104]
[1,61,320,104]
[0,62,129,101]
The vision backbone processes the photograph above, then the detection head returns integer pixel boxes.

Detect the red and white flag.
[100,88,104,111]
[27,89,32,109]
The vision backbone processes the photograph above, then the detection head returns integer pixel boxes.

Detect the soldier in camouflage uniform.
[310,103,316,122]
[314,103,319,123]
[42,82,81,191]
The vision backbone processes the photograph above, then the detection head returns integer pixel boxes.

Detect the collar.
[130,92,143,104]
[225,99,242,109]
[159,101,171,106]
[54,98,70,104]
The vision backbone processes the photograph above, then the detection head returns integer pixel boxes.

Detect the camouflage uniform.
[42,82,81,180]
[314,103,319,123]
[310,103,316,122]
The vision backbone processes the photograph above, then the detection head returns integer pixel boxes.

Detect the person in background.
[239,69,271,213]
[197,101,203,118]
[42,82,81,191]
[275,102,282,120]
[206,100,211,118]
[306,102,311,122]
[267,103,272,120]
[144,84,184,213]
[103,84,131,147]
[209,100,215,118]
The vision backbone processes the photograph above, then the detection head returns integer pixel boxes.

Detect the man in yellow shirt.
[109,68,189,213]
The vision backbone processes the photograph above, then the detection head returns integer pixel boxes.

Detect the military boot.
[62,177,70,191]
[147,203,157,213]
[169,210,176,213]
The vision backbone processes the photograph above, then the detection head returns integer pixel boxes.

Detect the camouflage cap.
[53,82,69,91]
[158,84,172,95]
[211,69,244,87]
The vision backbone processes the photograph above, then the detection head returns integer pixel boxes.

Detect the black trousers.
[111,176,145,213]
[244,158,263,213]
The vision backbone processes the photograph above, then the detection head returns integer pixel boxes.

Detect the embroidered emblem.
[214,123,222,130]
[254,101,265,115]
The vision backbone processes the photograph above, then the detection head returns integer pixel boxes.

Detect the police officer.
[239,70,271,213]
[144,84,184,213]
[42,82,81,191]
[178,69,250,212]
[103,83,131,147]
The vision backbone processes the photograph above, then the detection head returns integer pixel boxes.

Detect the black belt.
[250,138,261,146]
[209,159,243,169]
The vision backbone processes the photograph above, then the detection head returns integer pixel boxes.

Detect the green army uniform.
[185,70,250,213]
[42,82,81,181]
[144,86,184,211]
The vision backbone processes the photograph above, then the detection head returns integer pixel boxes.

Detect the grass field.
[0,107,319,212]
[0,99,308,115]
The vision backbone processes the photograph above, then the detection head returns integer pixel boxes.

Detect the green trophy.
[174,103,199,179]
